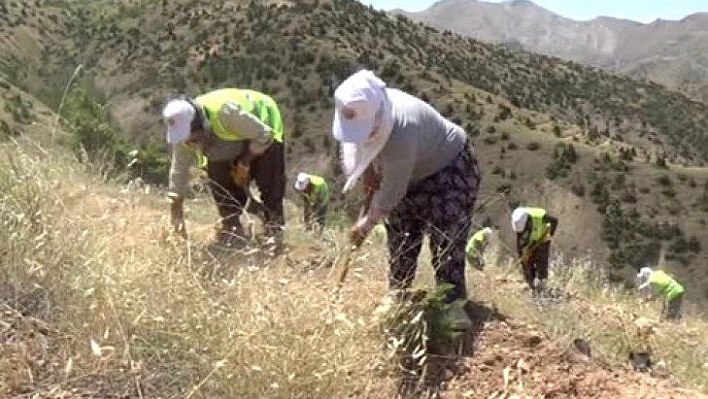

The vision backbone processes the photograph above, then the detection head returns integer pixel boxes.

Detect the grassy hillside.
[0,0,707,296]
[2,0,707,163]
[0,137,706,397]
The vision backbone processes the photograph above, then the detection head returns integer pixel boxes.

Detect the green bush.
[545,142,578,179]
[483,136,498,145]
[571,183,585,197]
[657,175,672,186]
[63,87,166,184]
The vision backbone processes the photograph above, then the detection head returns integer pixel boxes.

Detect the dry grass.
[1,141,707,397]
[470,244,708,392]
[0,142,398,397]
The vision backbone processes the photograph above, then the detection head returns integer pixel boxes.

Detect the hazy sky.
[365,0,708,23]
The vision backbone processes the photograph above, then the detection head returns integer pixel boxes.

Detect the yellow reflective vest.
[649,270,684,300]
[306,175,329,205]
[191,89,284,167]
[466,229,489,257]
[526,207,551,245]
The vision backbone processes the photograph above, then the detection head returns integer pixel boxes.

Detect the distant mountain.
[399,0,708,102]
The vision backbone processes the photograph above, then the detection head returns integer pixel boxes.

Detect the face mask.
[341,94,394,193]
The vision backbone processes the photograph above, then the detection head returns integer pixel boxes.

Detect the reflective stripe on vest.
[650,270,684,300]
[526,207,550,244]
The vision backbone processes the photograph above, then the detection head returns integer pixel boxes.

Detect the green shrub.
[483,136,498,145]
[657,175,672,186]
[661,188,676,198]
[545,142,578,179]
[571,183,585,197]
[526,142,540,151]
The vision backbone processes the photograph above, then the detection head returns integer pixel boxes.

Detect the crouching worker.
[637,267,684,321]
[294,172,330,234]
[332,70,481,330]
[511,207,558,294]
[466,227,494,271]
[162,89,286,252]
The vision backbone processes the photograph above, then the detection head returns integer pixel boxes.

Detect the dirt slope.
[446,312,704,398]
[4,177,706,398]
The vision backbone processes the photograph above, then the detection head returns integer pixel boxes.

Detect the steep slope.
[0,0,70,105]
[0,75,62,145]
[401,0,708,102]
[12,0,707,164]
[1,138,706,397]
[401,0,633,64]
[1,0,707,296]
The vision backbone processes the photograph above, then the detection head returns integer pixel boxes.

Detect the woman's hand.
[168,193,187,238]
[349,212,382,248]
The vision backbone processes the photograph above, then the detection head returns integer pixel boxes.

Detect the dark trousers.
[385,144,480,304]
[304,200,327,233]
[664,294,683,321]
[522,241,550,288]
[207,142,285,234]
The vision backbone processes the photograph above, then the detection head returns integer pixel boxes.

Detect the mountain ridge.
[400,0,708,102]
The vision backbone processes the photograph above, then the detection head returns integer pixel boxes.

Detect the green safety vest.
[526,207,551,244]
[466,229,489,257]
[196,88,284,143]
[307,175,329,205]
[189,89,284,167]
[649,270,684,300]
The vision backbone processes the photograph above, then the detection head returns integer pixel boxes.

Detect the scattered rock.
[573,338,592,357]
[525,334,543,348]
[629,351,652,373]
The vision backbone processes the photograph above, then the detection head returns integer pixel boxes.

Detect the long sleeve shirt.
[168,99,271,198]
[370,89,468,213]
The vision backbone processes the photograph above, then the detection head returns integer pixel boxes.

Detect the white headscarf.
[341,97,393,192]
[332,70,394,193]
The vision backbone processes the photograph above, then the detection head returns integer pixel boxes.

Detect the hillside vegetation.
[0,1,708,395]
[400,0,708,103]
[1,0,707,298]
[0,0,706,164]
[0,137,706,397]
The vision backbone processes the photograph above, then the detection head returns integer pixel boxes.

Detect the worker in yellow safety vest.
[466,227,494,271]
[162,89,286,252]
[637,267,685,321]
[511,207,559,294]
[294,172,330,234]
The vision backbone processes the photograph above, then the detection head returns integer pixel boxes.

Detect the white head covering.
[637,267,653,290]
[163,99,195,144]
[295,172,310,191]
[332,70,394,192]
[483,227,494,239]
[511,207,529,233]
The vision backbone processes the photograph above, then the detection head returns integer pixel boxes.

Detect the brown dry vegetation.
[1,139,707,398]
[0,0,706,297]
[0,0,707,396]
[400,1,708,103]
